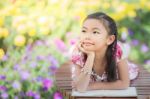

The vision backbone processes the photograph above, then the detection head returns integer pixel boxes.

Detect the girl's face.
[80,19,114,52]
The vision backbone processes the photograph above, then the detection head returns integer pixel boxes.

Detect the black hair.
[83,12,118,82]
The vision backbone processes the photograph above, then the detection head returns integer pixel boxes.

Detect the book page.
[72,87,137,97]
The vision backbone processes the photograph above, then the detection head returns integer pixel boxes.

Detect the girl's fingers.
[78,43,87,53]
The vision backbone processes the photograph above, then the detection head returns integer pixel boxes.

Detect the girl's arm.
[73,54,95,92]
[88,59,130,90]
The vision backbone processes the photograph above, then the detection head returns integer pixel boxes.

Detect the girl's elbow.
[122,84,129,89]
[77,88,87,93]
[76,85,87,93]
[122,81,130,89]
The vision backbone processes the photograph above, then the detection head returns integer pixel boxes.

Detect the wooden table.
[55,61,150,99]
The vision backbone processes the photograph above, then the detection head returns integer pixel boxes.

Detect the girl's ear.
[106,35,115,45]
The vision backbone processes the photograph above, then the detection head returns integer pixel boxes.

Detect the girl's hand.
[77,40,95,73]
[77,41,95,56]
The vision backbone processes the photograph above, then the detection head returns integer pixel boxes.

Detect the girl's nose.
[85,36,89,40]
[85,34,91,40]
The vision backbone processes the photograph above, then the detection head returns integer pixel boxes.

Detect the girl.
[70,12,139,92]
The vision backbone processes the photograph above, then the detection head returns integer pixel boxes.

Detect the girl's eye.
[81,30,86,33]
[93,31,100,34]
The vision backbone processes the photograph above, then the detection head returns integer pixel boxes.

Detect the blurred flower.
[35,40,43,46]
[126,4,137,18]
[30,61,37,68]
[128,28,134,36]
[0,30,2,38]
[2,28,9,38]
[36,76,43,82]
[42,79,53,91]
[25,44,33,52]
[13,64,20,70]
[103,2,110,9]
[49,65,58,75]
[120,27,128,41]
[110,12,126,21]
[14,96,19,99]
[144,59,150,70]
[0,28,9,38]
[12,19,19,28]
[0,75,6,80]
[12,81,21,91]
[0,85,7,91]
[131,39,139,46]
[48,55,58,65]
[22,55,29,62]
[26,21,35,30]
[40,27,50,35]
[1,54,8,61]
[16,24,27,34]
[69,38,77,45]
[7,5,18,15]
[36,55,45,61]
[1,92,8,99]
[145,60,150,65]
[12,16,26,28]
[0,17,4,26]
[74,9,86,25]
[19,91,26,97]
[26,91,40,99]
[121,32,128,41]
[127,10,136,18]
[34,93,40,99]
[0,48,5,60]
[66,32,72,38]
[38,16,49,27]
[20,71,30,80]
[26,90,35,97]
[54,91,63,99]
[141,44,149,53]
[49,65,57,71]
[14,35,26,47]
[28,29,36,37]
[54,39,67,52]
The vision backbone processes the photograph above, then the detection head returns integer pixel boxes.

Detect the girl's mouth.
[83,42,94,46]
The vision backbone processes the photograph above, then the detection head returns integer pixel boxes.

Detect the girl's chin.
[83,46,94,51]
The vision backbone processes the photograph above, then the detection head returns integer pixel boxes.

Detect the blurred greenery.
[0,0,150,98]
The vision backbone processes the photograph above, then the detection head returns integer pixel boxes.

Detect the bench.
[55,61,150,99]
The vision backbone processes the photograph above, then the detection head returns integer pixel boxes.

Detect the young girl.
[70,12,139,92]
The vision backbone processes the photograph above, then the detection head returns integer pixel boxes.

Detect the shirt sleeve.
[116,41,128,63]
[69,44,85,67]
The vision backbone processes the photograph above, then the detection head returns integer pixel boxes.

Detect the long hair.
[83,12,118,82]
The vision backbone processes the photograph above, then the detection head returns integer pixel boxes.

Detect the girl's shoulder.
[116,41,128,62]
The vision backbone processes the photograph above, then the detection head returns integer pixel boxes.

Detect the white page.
[72,87,137,97]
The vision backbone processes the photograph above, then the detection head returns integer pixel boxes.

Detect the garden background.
[0,0,150,98]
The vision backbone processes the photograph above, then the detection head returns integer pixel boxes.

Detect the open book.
[72,87,137,97]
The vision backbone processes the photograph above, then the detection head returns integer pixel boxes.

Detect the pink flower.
[69,38,77,45]
[53,91,63,99]
[42,79,53,91]
[54,39,66,52]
